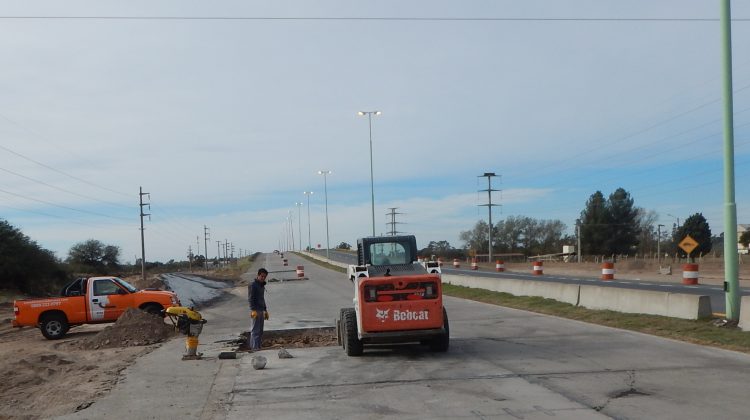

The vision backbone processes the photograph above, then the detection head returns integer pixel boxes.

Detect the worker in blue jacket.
[248,268,269,350]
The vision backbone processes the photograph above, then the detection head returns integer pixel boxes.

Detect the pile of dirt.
[78,308,177,350]
[238,327,338,350]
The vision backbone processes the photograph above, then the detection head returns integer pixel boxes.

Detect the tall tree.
[0,219,66,294]
[459,220,492,253]
[579,191,610,255]
[635,208,658,255]
[673,213,712,260]
[67,239,121,274]
[606,188,640,255]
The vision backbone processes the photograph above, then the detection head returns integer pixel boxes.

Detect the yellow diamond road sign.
[678,235,699,255]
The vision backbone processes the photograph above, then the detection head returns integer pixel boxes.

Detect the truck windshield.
[114,278,138,293]
[369,242,408,265]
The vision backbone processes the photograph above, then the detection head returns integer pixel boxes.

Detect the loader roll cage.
[357,235,418,266]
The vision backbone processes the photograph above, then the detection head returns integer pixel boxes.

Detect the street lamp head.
[318,170,332,175]
[357,111,365,116]
[375,111,382,116]
[304,191,313,196]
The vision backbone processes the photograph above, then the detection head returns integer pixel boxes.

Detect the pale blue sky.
[0,1,748,262]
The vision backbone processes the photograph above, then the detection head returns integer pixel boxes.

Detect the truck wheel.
[141,304,164,316]
[429,308,449,352]
[40,314,69,340]
[343,308,363,356]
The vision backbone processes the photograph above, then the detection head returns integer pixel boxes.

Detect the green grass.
[443,283,750,353]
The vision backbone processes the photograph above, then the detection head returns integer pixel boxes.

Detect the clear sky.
[1,1,749,263]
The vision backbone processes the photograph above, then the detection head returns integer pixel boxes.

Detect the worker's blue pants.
[249,313,264,350]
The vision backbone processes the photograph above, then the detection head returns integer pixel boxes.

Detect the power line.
[0,144,130,198]
[0,166,131,209]
[0,187,131,221]
[0,16,748,22]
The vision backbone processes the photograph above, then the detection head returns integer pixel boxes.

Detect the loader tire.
[343,308,363,356]
[429,308,449,352]
[40,313,69,340]
[338,308,349,348]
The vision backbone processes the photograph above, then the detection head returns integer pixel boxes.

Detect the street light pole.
[358,110,381,236]
[288,211,295,252]
[318,170,332,260]
[295,202,303,251]
[303,191,313,251]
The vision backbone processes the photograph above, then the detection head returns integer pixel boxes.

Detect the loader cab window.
[93,279,124,296]
[369,242,408,265]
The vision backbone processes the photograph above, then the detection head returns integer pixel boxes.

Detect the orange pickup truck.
[12,276,180,339]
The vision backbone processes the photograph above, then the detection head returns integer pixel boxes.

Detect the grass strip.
[443,283,750,353]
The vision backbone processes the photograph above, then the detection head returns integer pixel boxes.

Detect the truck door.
[88,278,133,321]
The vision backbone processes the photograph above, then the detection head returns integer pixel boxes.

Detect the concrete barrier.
[442,274,710,320]
[299,251,348,269]
[579,285,711,320]
[740,296,750,331]
[441,274,580,306]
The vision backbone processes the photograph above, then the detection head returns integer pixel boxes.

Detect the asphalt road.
[312,249,749,313]
[61,253,750,420]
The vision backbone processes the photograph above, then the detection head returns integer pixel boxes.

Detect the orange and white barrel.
[496,260,505,272]
[438,258,444,267]
[471,258,478,270]
[682,263,699,285]
[417,256,423,263]
[453,259,460,268]
[283,259,288,266]
[601,262,615,280]
[532,261,543,275]
[296,265,304,278]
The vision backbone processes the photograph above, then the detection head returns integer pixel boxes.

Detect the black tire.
[338,308,349,348]
[40,313,69,340]
[344,308,363,356]
[429,308,450,352]
[141,303,164,316]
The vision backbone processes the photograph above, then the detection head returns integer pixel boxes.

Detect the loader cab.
[357,235,418,267]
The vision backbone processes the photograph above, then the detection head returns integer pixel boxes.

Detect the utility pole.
[225,239,229,266]
[478,173,500,264]
[188,245,193,273]
[139,187,150,283]
[386,207,404,236]
[721,0,740,321]
[576,219,582,263]
[657,224,664,265]
[204,225,210,273]
[216,241,221,268]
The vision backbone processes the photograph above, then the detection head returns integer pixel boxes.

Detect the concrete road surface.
[61,253,750,420]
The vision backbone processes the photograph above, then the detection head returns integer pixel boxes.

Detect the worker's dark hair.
[258,268,268,276]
